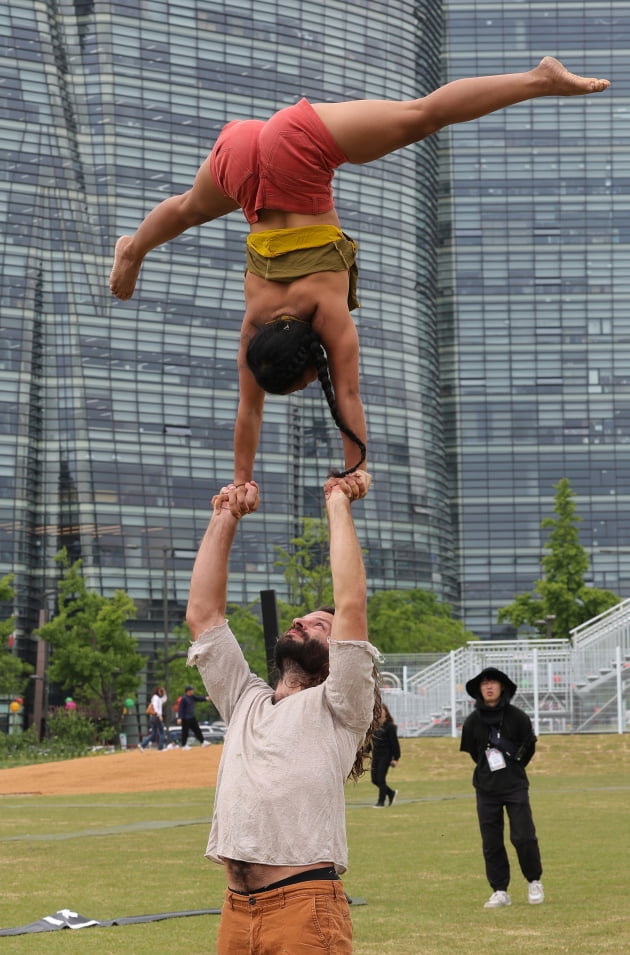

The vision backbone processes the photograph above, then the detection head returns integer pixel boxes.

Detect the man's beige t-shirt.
[188,622,379,873]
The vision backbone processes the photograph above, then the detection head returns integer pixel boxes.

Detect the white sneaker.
[528,880,544,904]
[484,890,511,909]
[182,744,191,750]
[201,741,210,747]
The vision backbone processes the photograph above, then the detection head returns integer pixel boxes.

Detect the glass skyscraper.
[2,0,453,694]
[441,1,629,635]
[1,0,627,706]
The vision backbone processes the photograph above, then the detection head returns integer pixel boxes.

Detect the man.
[186,471,378,953]
[177,684,211,749]
[460,667,544,909]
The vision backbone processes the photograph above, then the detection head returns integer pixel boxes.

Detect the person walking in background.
[138,685,167,751]
[460,668,544,909]
[371,704,400,807]
[178,684,211,749]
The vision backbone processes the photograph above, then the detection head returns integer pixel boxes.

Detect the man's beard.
[274,632,329,679]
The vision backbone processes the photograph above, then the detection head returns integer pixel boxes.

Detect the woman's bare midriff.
[250,208,342,232]
[224,858,334,893]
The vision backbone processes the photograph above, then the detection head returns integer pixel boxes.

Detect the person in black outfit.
[371,704,401,807]
[460,667,544,909]
[177,684,211,748]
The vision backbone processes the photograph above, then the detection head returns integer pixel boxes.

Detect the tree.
[274,517,333,616]
[276,519,474,653]
[165,517,476,682]
[497,477,621,638]
[0,574,33,695]
[227,602,268,676]
[157,613,266,716]
[367,589,476,653]
[37,550,143,734]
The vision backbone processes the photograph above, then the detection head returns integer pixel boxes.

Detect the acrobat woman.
[110,58,610,491]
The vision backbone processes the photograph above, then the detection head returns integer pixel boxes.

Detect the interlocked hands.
[211,481,260,518]
[323,469,372,502]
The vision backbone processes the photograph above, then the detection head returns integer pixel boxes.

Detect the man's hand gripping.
[211,481,260,518]
[324,469,372,502]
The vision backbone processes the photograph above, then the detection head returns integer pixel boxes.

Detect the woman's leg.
[140,717,158,749]
[156,719,165,750]
[110,162,239,300]
[372,756,389,806]
[313,57,610,164]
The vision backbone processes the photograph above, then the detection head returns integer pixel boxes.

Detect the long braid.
[309,338,366,477]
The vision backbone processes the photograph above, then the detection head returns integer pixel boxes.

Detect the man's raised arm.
[324,470,371,642]
[186,481,259,640]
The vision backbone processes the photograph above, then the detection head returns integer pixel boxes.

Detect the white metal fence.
[379,601,630,737]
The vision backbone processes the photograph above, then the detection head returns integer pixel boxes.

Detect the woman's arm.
[234,343,266,485]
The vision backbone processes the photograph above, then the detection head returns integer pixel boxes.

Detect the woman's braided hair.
[246,318,366,477]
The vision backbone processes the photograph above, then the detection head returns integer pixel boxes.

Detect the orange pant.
[216,879,353,954]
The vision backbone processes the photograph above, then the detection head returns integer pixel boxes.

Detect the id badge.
[486,747,506,772]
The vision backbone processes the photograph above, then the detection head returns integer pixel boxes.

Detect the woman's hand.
[211,481,260,518]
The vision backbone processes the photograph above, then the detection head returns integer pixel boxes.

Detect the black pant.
[371,754,395,806]
[476,788,542,890]
[181,717,204,746]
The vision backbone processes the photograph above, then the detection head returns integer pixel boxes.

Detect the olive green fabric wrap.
[245,231,360,311]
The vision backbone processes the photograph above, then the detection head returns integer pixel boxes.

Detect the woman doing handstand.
[110,58,610,491]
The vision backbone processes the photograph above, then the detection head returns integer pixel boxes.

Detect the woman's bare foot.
[109,236,142,300]
[536,56,611,96]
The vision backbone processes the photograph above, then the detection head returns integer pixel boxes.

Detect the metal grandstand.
[380,600,630,737]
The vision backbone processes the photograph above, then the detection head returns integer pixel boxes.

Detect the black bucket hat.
[465,667,517,700]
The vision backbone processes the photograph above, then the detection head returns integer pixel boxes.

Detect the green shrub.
[46,711,96,755]
[0,725,41,763]
[0,713,100,767]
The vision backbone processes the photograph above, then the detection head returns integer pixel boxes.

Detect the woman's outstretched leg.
[110,162,239,300]
[313,57,610,164]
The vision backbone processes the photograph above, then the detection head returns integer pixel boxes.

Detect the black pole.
[260,589,280,685]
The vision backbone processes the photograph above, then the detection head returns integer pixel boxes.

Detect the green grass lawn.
[0,735,629,954]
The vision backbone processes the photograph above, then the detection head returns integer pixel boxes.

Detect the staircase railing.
[380,602,630,736]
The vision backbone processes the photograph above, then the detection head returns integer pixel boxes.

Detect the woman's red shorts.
[209,98,348,223]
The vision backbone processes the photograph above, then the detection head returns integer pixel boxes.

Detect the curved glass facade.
[2,0,454,678]
[441,1,630,635]
[3,0,627,683]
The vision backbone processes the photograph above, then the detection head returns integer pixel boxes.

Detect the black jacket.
[460,702,536,795]
[372,721,401,762]
[178,693,206,721]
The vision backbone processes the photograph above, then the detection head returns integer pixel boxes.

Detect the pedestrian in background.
[371,704,400,807]
[178,684,211,749]
[139,685,167,751]
[460,667,544,908]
